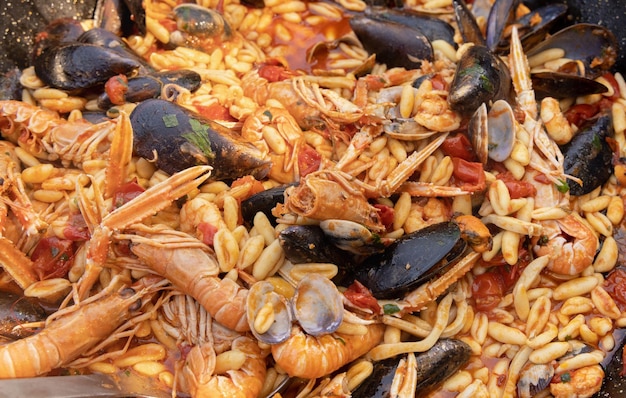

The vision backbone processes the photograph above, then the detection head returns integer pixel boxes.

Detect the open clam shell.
[246,281,293,344]
[292,274,343,336]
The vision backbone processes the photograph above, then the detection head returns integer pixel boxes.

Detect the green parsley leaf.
[556,180,570,193]
[537,235,549,246]
[263,109,273,121]
[383,303,401,315]
[335,336,346,345]
[163,114,179,128]
[592,133,602,151]
[182,119,215,161]
[560,372,571,383]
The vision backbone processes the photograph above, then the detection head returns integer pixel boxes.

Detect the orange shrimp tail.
[271,323,384,379]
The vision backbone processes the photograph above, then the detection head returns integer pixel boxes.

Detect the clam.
[246,281,293,344]
[292,274,343,336]
[468,99,516,165]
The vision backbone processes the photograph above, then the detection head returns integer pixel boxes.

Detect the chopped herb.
[592,133,602,151]
[182,119,215,160]
[383,303,401,315]
[560,372,571,383]
[335,336,346,345]
[459,64,493,92]
[163,114,179,128]
[263,109,273,121]
[124,369,131,377]
[371,233,382,245]
[60,253,70,261]
[537,235,549,246]
[556,180,569,193]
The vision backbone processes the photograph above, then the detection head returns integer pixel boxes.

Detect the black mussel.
[240,184,293,226]
[130,99,271,180]
[350,221,466,299]
[81,111,114,124]
[448,45,514,116]
[94,0,146,36]
[0,291,47,340]
[485,0,518,51]
[0,68,23,101]
[526,24,618,80]
[513,4,568,52]
[562,113,613,196]
[531,72,608,100]
[34,43,142,90]
[78,28,154,74]
[595,328,626,397]
[97,70,202,109]
[349,15,433,70]
[364,7,457,48]
[452,0,485,46]
[278,224,356,267]
[352,339,472,397]
[240,0,265,8]
[170,3,232,47]
[32,18,85,60]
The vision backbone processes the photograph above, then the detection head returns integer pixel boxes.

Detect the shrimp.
[271,323,384,379]
[0,100,115,168]
[533,214,598,275]
[0,276,155,378]
[162,293,266,398]
[550,365,604,398]
[413,79,462,132]
[121,223,249,332]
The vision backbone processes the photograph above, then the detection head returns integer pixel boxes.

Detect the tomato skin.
[452,157,486,191]
[604,268,626,311]
[472,272,505,311]
[197,222,218,246]
[497,172,537,199]
[195,103,237,122]
[232,175,265,198]
[113,179,145,208]
[565,104,599,128]
[258,63,293,82]
[344,281,381,313]
[104,74,129,105]
[298,144,322,177]
[63,212,90,241]
[374,204,394,230]
[31,237,76,280]
[441,134,476,161]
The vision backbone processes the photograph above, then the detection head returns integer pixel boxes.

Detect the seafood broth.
[0,0,625,397]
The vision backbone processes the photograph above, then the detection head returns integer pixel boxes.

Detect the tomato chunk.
[472,272,505,311]
[31,237,76,280]
[113,179,145,208]
[344,280,381,313]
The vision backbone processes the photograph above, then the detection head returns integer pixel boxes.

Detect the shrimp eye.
[120,287,136,298]
[129,299,142,312]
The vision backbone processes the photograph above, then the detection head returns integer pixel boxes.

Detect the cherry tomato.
[604,268,626,311]
[197,222,218,246]
[344,281,381,313]
[472,272,505,311]
[104,74,129,105]
[31,237,76,280]
[374,204,394,230]
[452,157,485,189]
[441,134,476,161]
[196,103,237,122]
[113,179,145,208]
[565,103,599,128]
[497,172,537,199]
[63,212,90,241]
[258,63,292,82]
[298,144,322,177]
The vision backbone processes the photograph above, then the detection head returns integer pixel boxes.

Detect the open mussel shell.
[531,71,608,100]
[351,221,466,299]
[352,339,472,397]
[562,113,613,196]
[278,224,355,267]
[240,183,294,227]
[0,291,47,340]
[526,23,618,79]
[246,281,293,344]
[292,274,343,336]
[517,363,554,398]
[452,0,485,46]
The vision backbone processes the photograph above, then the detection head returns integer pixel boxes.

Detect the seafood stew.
[0,0,626,397]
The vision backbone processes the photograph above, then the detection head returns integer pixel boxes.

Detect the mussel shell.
[351,339,472,397]
[292,274,343,336]
[278,224,355,267]
[448,45,514,116]
[349,15,433,70]
[319,219,389,255]
[514,4,568,52]
[172,4,232,39]
[562,113,613,196]
[364,7,457,47]
[485,0,517,51]
[352,221,465,299]
[34,43,142,90]
[78,28,154,74]
[526,24,618,79]
[531,71,608,99]
[452,0,486,46]
[597,328,626,397]
[517,363,554,398]
[240,184,294,226]
[246,281,293,344]
[0,291,47,340]
[130,99,271,180]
